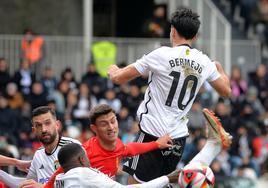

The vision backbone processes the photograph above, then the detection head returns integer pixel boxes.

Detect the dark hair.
[89,104,115,124]
[170,7,200,40]
[31,106,56,119]
[58,143,84,167]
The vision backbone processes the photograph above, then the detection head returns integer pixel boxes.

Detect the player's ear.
[32,126,36,133]
[78,156,88,167]
[55,120,61,130]
[90,124,97,133]
[170,26,176,38]
[192,35,198,43]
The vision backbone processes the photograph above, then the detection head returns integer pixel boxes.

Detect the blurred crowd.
[221,0,268,57]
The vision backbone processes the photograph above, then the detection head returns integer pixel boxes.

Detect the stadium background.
[0,0,267,187]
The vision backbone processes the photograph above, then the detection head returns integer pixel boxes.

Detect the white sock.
[189,139,221,166]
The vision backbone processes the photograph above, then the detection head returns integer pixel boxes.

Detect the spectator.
[17,101,32,134]
[198,84,214,108]
[12,59,35,99]
[229,125,260,175]
[230,65,248,100]
[99,89,121,114]
[211,159,227,177]
[57,80,71,108]
[0,58,11,95]
[117,107,134,138]
[5,82,24,110]
[214,101,234,135]
[251,0,268,45]
[72,83,98,131]
[122,85,143,118]
[248,63,268,104]
[91,41,117,78]
[252,126,268,174]
[64,90,78,127]
[47,82,66,115]
[256,157,268,188]
[40,66,58,96]
[188,97,206,131]
[21,28,44,77]
[239,0,256,32]
[142,5,169,38]
[60,67,78,91]
[0,95,19,145]
[28,81,48,109]
[81,63,107,99]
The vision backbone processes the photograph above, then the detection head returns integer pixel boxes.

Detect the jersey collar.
[45,136,61,155]
[176,44,193,49]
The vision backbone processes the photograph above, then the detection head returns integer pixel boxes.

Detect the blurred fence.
[0,35,261,81]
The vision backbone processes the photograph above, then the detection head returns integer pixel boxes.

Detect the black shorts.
[123,131,186,182]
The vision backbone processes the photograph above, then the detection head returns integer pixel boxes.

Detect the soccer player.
[0,155,31,172]
[44,104,172,188]
[55,142,179,188]
[0,106,80,188]
[108,7,232,183]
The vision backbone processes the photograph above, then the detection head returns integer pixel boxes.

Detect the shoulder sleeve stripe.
[37,146,44,150]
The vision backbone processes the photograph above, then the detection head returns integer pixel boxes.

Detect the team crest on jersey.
[54,160,60,170]
[186,49,190,56]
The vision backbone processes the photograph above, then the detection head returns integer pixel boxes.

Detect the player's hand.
[167,169,181,183]
[15,159,31,173]
[19,179,44,188]
[107,65,119,79]
[156,134,173,149]
[214,60,224,73]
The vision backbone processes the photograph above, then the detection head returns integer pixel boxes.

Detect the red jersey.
[44,137,158,188]
[83,137,158,177]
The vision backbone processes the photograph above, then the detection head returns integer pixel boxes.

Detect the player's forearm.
[109,65,140,84]
[0,169,26,188]
[125,141,159,156]
[0,155,16,166]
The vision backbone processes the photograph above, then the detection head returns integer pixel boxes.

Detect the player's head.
[58,143,90,172]
[89,104,118,144]
[170,7,200,42]
[31,106,60,145]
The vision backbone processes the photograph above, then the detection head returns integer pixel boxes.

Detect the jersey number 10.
[165,71,198,110]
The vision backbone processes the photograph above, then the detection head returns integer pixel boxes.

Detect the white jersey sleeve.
[206,60,220,82]
[55,167,169,188]
[132,45,221,138]
[27,137,81,184]
[0,169,26,188]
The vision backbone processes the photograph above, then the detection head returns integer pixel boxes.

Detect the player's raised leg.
[202,108,232,149]
[189,108,232,166]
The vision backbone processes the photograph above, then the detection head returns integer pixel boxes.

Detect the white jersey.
[133,45,220,138]
[55,167,169,188]
[27,137,81,184]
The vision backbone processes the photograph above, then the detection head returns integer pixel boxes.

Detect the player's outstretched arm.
[0,155,31,172]
[155,134,173,149]
[0,169,26,188]
[124,134,172,156]
[15,159,31,173]
[108,64,141,84]
[209,61,231,98]
[19,179,43,188]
